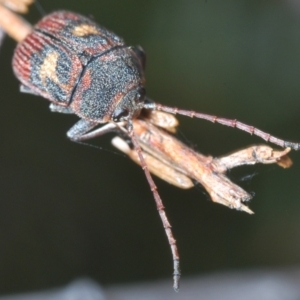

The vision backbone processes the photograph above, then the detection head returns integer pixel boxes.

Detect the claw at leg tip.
[173,283,180,293]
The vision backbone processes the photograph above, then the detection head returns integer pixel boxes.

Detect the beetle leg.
[130,45,146,70]
[67,119,119,141]
[49,103,74,114]
[20,84,39,95]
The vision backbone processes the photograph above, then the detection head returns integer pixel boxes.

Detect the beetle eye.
[136,87,146,103]
[112,107,129,122]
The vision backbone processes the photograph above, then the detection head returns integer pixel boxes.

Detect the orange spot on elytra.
[72,24,99,37]
[39,51,70,92]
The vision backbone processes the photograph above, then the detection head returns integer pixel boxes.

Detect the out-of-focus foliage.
[0,0,300,295]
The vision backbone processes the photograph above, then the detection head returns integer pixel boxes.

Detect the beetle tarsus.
[173,259,181,292]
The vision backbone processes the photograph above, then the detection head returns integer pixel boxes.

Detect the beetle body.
[13,11,145,123]
[12,10,300,292]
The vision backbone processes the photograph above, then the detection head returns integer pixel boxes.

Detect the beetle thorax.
[70,47,145,123]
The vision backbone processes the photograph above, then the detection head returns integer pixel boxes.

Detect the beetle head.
[112,86,146,122]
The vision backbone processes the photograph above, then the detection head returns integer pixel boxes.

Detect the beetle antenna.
[147,102,300,151]
[34,1,47,16]
[127,119,181,292]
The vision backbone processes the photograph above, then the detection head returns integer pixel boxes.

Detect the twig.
[0,0,33,14]
[0,3,32,42]
[112,114,292,214]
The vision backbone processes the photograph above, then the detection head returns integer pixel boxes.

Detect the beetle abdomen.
[13,29,83,104]
[35,11,124,64]
[12,11,125,106]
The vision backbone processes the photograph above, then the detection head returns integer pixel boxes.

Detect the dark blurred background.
[1,0,300,296]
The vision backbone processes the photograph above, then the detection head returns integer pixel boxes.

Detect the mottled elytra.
[12,11,300,292]
[13,11,145,123]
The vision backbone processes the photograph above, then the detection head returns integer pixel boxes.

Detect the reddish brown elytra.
[12,11,300,291]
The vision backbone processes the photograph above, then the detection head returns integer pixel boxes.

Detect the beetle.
[12,11,300,291]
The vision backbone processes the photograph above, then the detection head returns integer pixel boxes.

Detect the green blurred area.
[1,0,300,295]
